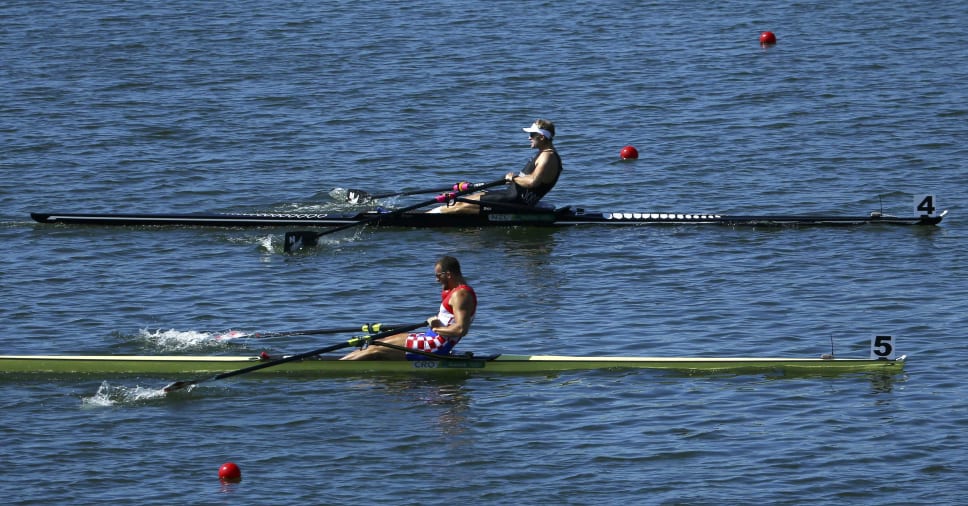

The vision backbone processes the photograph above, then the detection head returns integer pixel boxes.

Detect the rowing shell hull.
[29,209,943,228]
[0,354,906,377]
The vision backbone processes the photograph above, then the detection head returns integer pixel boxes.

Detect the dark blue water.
[2,1,966,504]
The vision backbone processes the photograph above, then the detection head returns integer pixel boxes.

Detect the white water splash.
[137,328,224,351]
[81,381,170,407]
[256,234,275,252]
[328,187,349,200]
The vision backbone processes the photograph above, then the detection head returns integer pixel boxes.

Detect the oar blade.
[346,189,372,204]
[284,231,320,253]
[163,380,196,393]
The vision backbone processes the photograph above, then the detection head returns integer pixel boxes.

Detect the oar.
[285,178,506,253]
[345,181,489,204]
[213,322,405,341]
[163,321,426,392]
[346,184,461,204]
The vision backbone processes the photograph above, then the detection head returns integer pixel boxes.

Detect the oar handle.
[164,321,426,392]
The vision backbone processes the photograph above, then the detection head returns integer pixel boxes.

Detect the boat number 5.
[915,195,936,216]
[870,335,895,360]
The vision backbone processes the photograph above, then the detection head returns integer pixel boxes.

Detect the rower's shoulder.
[452,284,477,298]
[536,148,561,165]
[454,283,476,294]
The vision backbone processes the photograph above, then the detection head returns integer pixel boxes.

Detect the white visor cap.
[522,124,553,139]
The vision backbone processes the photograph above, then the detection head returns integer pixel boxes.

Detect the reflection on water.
[867,371,902,395]
[491,227,562,296]
[353,375,472,437]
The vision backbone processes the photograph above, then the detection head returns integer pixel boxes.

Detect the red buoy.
[619,145,639,160]
[759,31,777,45]
[218,462,242,482]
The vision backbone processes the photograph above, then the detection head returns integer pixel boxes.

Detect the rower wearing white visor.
[431,119,562,213]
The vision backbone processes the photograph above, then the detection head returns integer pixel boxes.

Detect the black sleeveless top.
[481,150,562,206]
[517,150,563,205]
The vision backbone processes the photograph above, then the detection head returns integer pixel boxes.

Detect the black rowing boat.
[30,206,945,228]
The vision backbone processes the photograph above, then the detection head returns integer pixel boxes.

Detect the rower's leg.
[340,333,408,360]
[431,193,483,214]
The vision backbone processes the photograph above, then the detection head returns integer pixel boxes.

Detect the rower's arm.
[429,289,475,338]
[510,151,557,188]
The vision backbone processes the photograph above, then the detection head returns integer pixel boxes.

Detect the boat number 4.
[915,195,937,216]
[870,335,895,360]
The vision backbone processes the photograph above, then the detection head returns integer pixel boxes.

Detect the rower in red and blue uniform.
[403,277,476,359]
[341,255,477,360]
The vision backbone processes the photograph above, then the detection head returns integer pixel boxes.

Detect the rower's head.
[435,255,462,276]
[522,119,555,144]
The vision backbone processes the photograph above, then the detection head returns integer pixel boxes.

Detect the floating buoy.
[759,31,777,45]
[619,145,639,160]
[219,462,242,482]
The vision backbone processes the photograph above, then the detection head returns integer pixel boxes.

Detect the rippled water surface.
[2,1,967,504]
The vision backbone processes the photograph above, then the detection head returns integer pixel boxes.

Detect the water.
[2,1,967,504]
